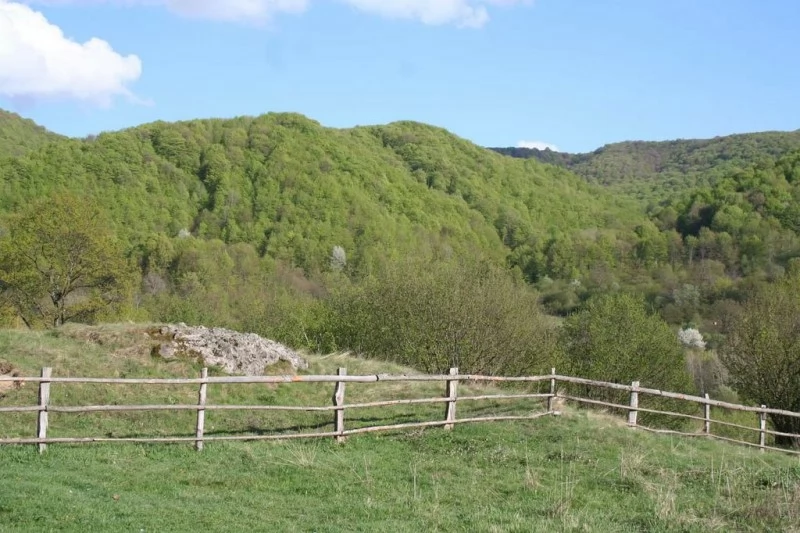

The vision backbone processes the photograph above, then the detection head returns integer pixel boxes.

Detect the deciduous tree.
[0,193,134,328]
[720,266,800,448]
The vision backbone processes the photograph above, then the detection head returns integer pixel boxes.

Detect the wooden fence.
[1,367,799,455]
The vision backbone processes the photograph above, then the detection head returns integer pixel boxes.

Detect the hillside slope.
[0,109,63,158]
[0,112,643,274]
[0,324,798,532]
[491,130,800,200]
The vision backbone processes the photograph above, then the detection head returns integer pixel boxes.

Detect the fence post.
[627,381,639,429]
[333,368,347,443]
[37,367,52,454]
[547,368,557,412]
[195,368,208,451]
[759,405,767,452]
[444,367,459,430]
[703,393,711,435]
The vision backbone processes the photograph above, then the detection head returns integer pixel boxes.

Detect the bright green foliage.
[561,293,691,390]
[5,109,800,393]
[560,292,694,427]
[0,193,135,328]
[0,109,62,158]
[0,113,639,279]
[720,267,800,447]
[326,256,559,375]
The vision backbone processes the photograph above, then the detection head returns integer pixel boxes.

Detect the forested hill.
[0,110,63,158]
[0,112,642,276]
[490,130,800,200]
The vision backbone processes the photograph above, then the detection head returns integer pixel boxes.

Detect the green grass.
[0,324,547,441]
[1,415,799,532]
[1,324,800,531]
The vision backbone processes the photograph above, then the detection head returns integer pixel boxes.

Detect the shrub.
[720,269,800,448]
[559,293,695,428]
[325,256,558,375]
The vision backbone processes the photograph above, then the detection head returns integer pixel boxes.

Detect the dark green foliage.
[720,268,800,447]
[492,130,800,201]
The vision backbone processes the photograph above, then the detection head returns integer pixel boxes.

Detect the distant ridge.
[490,129,800,199]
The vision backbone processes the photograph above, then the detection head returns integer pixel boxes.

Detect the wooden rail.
[0,367,798,455]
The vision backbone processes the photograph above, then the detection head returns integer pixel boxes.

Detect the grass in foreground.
[1,324,799,531]
[0,413,799,532]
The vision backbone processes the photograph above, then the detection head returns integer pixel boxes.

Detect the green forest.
[491,130,800,200]
[1,110,799,445]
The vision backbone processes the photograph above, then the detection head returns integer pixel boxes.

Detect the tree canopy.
[0,192,134,327]
[720,266,800,447]
[492,130,800,201]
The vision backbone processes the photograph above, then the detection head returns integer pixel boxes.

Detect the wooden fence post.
[444,367,458,430]
[547,367,557,412]
[759,405,767,452]
[703,393,711,435]
[627,381,639,429]
[37,367,52,454]
[195,368,208,451]
[333,368,346,443]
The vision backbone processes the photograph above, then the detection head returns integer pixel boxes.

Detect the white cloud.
[342,0,533,27]
[517,140,560,151]
[0,1,143,105]
[341,0,487,28]
[161,0,308,23]
[25,0,530,27]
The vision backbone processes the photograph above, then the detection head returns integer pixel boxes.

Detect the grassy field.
[1,325,799,532]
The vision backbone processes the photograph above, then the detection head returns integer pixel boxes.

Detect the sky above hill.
[1,0,799,152]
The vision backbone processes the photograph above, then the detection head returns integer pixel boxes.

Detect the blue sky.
[1,0,799,153]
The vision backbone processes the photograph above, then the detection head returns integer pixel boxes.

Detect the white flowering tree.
[330,245,347,272]
[678,327,706,349]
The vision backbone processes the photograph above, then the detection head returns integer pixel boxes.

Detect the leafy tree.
[0,193,134,328]
[560,292,694,427]
[720,267,800,447]
[326,256,559,375]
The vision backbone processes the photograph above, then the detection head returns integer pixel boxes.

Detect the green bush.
[720,268,800,448]
[324,256,558,375]
[559,292,695,428]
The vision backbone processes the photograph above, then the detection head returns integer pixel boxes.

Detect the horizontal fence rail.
[0,368,799,455]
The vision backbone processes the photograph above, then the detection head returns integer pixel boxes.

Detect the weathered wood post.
[444,367,458,430]
[547,367,557,412]
[759,405,767,452]
[195,368,208,451]
[703,393,711,435]
[627,381,639,429]
[37,367,52,454]
[333,367,347,443]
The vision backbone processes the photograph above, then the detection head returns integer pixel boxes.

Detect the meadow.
[1,325,799,532]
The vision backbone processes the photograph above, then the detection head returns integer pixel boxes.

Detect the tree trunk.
[771,414,800,449]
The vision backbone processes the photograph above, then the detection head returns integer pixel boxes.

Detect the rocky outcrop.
[151,324,308,376]
[0,361,24,397]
